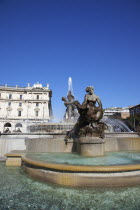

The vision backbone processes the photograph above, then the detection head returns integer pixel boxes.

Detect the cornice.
[0,99,49,102]
[0,88,52,93]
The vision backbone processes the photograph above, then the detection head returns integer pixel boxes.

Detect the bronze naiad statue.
[62,91,78,122]
[65,86,106,141]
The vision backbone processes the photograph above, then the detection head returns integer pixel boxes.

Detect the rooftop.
[0,83,51,92]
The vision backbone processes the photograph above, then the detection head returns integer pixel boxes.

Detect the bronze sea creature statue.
[65,86,106,141]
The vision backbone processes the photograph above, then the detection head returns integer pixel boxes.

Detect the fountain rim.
[22,155,140,173]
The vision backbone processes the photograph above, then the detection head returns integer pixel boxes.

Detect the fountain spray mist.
[68,77,73,94]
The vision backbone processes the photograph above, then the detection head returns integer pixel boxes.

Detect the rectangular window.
[35,111,39,117]
[20,95,22,99]
[18,111,21,116]
[8,102,11,106]
[9,94,12,99]
[19,103,22,107]
[36,103,39,107]
[37,95,39,99]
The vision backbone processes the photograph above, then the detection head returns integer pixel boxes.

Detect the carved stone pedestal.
[78,137,105,157]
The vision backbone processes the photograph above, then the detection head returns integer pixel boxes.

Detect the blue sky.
[0,0,140,121]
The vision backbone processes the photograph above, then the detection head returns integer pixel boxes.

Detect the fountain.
[103,118,132,132]
[18,85,140,188]
[27,78,131,134]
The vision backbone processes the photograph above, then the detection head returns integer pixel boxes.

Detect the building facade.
[104,107,130,119]
[0,83,52,133]
[129,104,140,117]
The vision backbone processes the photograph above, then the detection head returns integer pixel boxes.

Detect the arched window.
[18,111,22,116]
[15,123,22,128]
[35,111,39,116]
[4,122,11,127]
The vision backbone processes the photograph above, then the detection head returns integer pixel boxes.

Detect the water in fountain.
[103,118,132,132]
[1,161,140,209]
[25,151,140,166]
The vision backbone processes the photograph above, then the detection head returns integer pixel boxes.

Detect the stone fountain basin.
[22,151,140,188]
